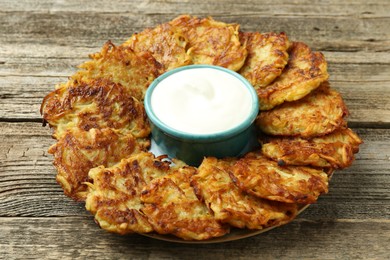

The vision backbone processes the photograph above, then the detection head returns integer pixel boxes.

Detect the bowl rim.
[144,64,259,141]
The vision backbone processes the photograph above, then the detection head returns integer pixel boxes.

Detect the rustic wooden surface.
[0,0,389,259]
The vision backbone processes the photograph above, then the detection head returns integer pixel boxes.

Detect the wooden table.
[1,0,389,259]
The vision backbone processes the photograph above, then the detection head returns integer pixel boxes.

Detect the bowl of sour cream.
[144,65,259,166]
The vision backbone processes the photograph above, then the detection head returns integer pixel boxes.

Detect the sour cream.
[150,67,254,135]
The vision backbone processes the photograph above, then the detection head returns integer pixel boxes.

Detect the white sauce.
[151,67,253,135]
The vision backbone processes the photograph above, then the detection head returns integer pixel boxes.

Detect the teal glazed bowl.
[144,65,259,166]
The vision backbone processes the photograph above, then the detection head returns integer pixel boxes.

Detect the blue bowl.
[144,65,259,166]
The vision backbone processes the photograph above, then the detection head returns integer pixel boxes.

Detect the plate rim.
[139,204,310,244]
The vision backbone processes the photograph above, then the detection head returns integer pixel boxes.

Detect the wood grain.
[0,123,389,219]
[3,0,390,14]
[1,51,389,123]
[1,5,389,123]
[1,11,389,51]
[0,0,389,258]
[0,217,388,259]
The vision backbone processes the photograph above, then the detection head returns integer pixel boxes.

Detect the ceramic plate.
[141,205,310,243]
[145,140,310,243]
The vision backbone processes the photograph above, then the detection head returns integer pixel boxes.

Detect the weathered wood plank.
[2,51,390,77]
[0,54,389,123]
[0,217,389,259]
[0,1,389,257]
[2,79,389,125]
[3,43,390,63]
[0,11,389,51]
[0,123,389,220]
[2,0,390,17]
[0,3,389,123]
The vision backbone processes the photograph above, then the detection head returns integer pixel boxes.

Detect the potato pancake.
[257,42,329,110]
[123,23,191,72]
[261,128,363,168]
[48,127,148,201]
[72,41,161,101]
[85,152,171,235]
[192,157,297,229]
[41,79,150,139]
[256,82,348,138]
[141,165,229,240]
[228,151,329,204]
[170,15,247,71]
[239,32,290,89]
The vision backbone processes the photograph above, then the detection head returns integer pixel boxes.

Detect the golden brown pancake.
[85,152,171,234]
[228,151,329,204]
[123,23,191,72]
[257,42,329,110]
[192,157,298,229]
[141,165,229,240]
[72,41,161,101]
[170,15,247,71]
[239,32,290,89]
[256,82,348,138]
[41,78,150,140]
[260,128,363,169]
[48,127,148,201]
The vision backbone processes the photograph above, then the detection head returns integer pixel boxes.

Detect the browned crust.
[169,15,247,71]
[85,152,171,234]
[257,42,329,110]
[239,32,290,88]
[123,23,191,72]
[48,127,147,201]
[141,166,229,240]
[41,78,150,139]
[192,157,298,229]
[256,82,349,138]
[260,128,363,169]
[228,151,329,204]
[72,41,162,101]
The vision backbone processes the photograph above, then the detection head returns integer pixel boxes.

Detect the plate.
[141,205,310,243]
[146,140,310,243]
